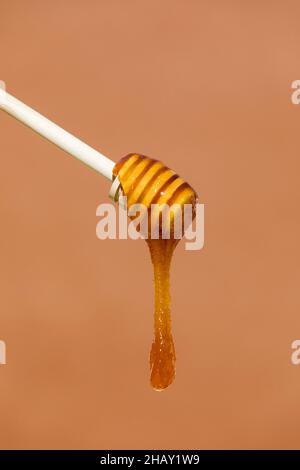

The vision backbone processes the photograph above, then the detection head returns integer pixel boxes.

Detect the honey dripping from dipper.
[113,154,198,391]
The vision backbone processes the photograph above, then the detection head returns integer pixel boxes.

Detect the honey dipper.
[0,88,198,390]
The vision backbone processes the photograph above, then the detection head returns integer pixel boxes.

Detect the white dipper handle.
[0,85,115,181]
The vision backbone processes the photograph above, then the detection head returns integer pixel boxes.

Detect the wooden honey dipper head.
[113,154,198,391]
[112,153,198,238]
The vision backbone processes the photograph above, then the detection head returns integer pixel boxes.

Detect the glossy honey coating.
[113,154,197,390]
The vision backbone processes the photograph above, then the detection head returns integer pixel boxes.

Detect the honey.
[113,154,197,390]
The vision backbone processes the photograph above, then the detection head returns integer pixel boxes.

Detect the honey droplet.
[147,238,177,390]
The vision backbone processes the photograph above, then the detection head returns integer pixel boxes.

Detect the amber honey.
[113,154,197,390]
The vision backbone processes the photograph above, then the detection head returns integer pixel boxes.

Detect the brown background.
[0,0,300,450]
